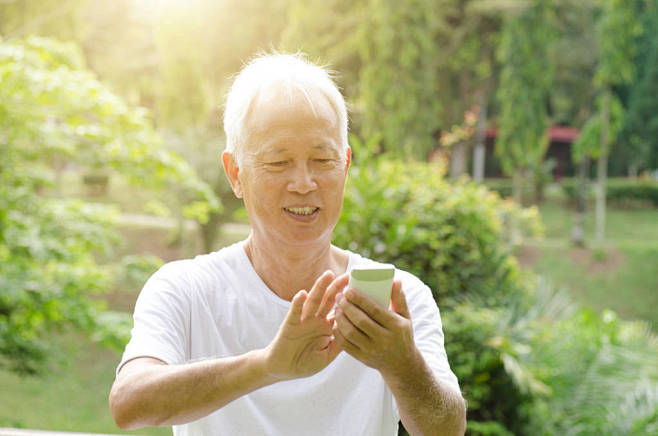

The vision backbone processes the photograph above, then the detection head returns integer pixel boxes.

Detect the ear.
[222,152,243,198]
[344,147,351,172]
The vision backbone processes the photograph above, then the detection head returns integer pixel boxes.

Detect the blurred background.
[1,0,657,435]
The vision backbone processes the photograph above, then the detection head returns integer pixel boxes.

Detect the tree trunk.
[509,169,523,245]
[596,87,610,244]
[571,157,589,247]
[472,90,487,183]
[628,162,639,179]
[450,142,467,178]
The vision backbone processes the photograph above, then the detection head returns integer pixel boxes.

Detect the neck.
[243,232,348,301]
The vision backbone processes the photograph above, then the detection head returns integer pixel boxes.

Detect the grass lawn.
[0,330,170,435]
[518,201,658,329]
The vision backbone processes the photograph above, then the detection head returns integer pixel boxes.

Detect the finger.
[332,324,362,359]
[338,295,386,339]
[344,287,395,329]
[390,280,410,319]
[323,337,341,363]
[316,272,349,318]
[302,271,335,321]
[334,307,372,350]
[285,290,307,325]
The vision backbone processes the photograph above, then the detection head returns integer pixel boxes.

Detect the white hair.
[223,52,349,165]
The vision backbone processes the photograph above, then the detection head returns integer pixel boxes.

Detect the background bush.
[560,177,658,207]
[334,149,542,308]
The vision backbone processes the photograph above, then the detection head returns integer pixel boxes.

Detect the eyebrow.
[258,144,339,156]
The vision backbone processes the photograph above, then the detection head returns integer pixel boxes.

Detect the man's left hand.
[332,280,418,377]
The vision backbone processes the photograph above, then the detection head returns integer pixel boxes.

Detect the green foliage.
[466,420,514,436]
[522,309,658,435]
[495,0,554,177]
[442,301,531,434]
[560,178,658,206]
[356,0,444,158]
[448,278,658,435]
[483,178,540,201]
[595,0,641,88]
[334,144,542,306]
[0,36,217,374]
[621,0,658,171]
[572,94,624,162]
[115,254,164,291]
[550,0,598,126]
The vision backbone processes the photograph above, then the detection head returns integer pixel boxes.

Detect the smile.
[283,206,319,216]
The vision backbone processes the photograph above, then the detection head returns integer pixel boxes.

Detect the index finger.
[302,270,335,321]
[316,272,349,319]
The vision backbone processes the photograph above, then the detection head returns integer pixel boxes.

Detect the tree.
[495,0,554,207]
[570,96,624,246]
[355,0,445,159]
[620,0,658,175]
[593,0,640,243]
[440,1,502,182]
[0,36,218,374]
[549,0,598,128]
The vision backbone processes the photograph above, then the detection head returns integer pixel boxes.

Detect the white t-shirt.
[118,241,460,436]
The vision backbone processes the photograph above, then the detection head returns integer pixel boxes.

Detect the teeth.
[285,207,318,215]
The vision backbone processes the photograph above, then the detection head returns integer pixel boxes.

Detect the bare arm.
[110,271,348,430]
[333,281,466,436]
[109,352,272,429]
[381,349,466,436]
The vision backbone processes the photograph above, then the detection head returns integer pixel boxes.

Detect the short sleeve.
[116,263,191,375]
[403,275,461,394]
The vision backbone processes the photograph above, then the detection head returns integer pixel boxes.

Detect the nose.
[287,163,318,194]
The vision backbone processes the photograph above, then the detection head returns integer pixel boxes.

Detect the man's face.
[228,86,350,248]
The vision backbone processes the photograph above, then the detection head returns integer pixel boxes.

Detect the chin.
[278,228,334,247]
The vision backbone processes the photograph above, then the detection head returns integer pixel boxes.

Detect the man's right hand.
[264,270,349,380]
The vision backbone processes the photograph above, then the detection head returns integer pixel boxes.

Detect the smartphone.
[348,264,395,308]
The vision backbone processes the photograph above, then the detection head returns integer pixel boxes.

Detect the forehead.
[244,85,340,149]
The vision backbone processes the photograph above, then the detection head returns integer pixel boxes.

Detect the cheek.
[241,171,282,200]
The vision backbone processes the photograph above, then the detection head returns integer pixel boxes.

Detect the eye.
[313,158,336,166]
[267,161,289,167]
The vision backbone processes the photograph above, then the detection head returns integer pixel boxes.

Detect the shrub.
[334,156,542,306]
[519,307,658,435]
[442,302,531,435]
[483,178,536,202]
[561,177,658,207]
[447,279,658,436]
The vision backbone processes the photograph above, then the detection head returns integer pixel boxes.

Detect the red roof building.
[483,125,580,179]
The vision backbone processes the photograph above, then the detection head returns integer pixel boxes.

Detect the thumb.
[285,290,307,325]
[390,281,410,319]
[325,337,342,362]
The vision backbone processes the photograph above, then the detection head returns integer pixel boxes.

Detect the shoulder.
[143,241,248,298]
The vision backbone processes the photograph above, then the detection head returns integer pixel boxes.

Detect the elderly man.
[109,53,466,436]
